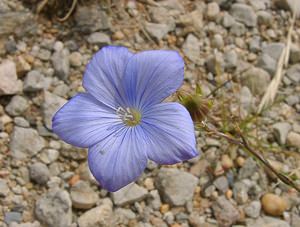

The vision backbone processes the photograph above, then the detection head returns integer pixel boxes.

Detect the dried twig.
[36,0,48,14]
[57,0,78,22]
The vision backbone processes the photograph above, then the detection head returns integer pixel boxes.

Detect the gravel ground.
[0,0,300,227]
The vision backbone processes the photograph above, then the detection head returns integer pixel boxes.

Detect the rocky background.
[0,0,300,226]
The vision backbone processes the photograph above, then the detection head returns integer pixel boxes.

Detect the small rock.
[159,0,185,12]
[144,22,173,41]
[273,122,292,145]
[221,154,234,169]
[39,149,59,164]
[287,131,300,148]
[190,159,209,177]
[211,34,224,50]
[148,6,172,24]
[112,31,125,40]
[155,168,198,206]
[291,212,300,227]
[5,39,17,53]
[10,126,45,159]
[233,182,249,204]
[247,216,290,227]
[182,34,201,64]
[5,96,29,116]
[112,183,148,206]
[43,91,67,129]
[188,212,206,227]
[230,3,257,27]
[74,5,110,33]
[249,36,261,53]
[69,52,83,67]
[257,11,272,26]
[23,70,48,92]
[285,94,299,106]
[51,49,70,81]
[29,162,50,185]
[0,179,9,197]
[35,189,72,227]
[37,48,51,61]
[212,196,240,227]
[238,158,257,179]
[70,180,99,209]
[53,41,64,52]
[0,60,22,96]
[289,44,300,63]
[206,53,224,75]
[0,1,10,13]
[16,55,31,75]
[261,193,287,216]
[60,142,87,160]
[114,208,136,225]
[0,11,37,37]
[144,178,154,191]
[204,185,216,198]
[230,22,246,36]
[149,190,162,210]
[87,32,111,46]
[77,199,113,227]
[53,83,70,97]
[222,12,236,28]
[241,67,271,95]
[249,0,268,10]
[244,201,261,218]
[256,53,277,75]
[239,86,254,112]
[286,64,300,83]
[206,2,220,20]
[262,43,285,62]
[224,49,238,71]
[4,212,22,225]
[274,0,300,17]
[213,176,229,193]
[9,221,41,227]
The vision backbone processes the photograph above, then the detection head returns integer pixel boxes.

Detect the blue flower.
[52,46,199,192]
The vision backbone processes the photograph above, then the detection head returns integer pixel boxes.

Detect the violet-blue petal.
[52,93,123,148]
[141,102,199,164]
[88,126,148,192]
[123,50,184,109]
[83,46,133,109]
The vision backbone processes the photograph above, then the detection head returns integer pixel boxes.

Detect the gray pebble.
[35,189,72,227]
[87,32,111,46]
[155,168,198,206]
[29,162,50,185]
[5,95,29,116]
[10,126,45,160]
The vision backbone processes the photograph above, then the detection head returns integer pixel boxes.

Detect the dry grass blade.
[257,12,296,114]
[257,47,286,113]
[284,12,296,67]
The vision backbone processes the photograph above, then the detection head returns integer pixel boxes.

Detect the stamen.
[116,107,141,126]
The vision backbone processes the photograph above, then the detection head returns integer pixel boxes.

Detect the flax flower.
[52,46,199,192]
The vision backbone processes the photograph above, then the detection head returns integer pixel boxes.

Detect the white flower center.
[116,107,141,126]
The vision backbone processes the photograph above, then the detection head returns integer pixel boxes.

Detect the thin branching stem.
[201,121,300,193]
